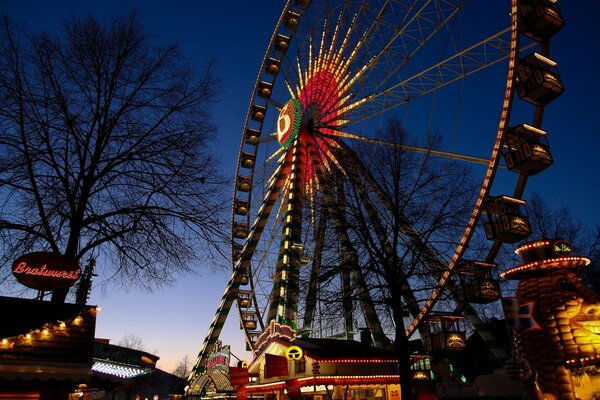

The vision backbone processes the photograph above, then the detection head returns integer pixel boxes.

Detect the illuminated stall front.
[0,252,97,399]
[242,322,427,400]
[186,343,236,399]
[0,296,97,399]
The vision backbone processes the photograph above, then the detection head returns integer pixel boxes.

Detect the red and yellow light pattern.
[276,15,373,198]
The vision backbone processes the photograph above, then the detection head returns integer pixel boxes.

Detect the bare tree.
[526,193,600,291]
[312,118,478,400]
[0,13,228,302]
[118,333,147,351]
[172,355,192,379]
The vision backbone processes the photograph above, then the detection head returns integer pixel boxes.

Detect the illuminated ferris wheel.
[187,0,564,390]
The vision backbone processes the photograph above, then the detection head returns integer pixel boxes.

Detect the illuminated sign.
[12,252,81,290]
[285,345,303,360]
[277,99,302,149]
[480,280,500,297]
[412,371,431,380]
[207,345,230,372]
[387,384,401,400]
[446,333,466,349]
[553,240,572,256]
[300,385,333,393]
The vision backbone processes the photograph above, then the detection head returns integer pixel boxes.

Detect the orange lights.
[566,354,600,367]
[0,308,95,351]
[501,256,591,279]
[316,358,397,364]
[514,240,551,255]
[295,375,401,387]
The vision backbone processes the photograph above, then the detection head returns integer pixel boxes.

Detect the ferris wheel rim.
[186,0,562,389]
[231,0,523,347]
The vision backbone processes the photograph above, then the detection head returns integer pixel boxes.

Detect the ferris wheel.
[187,0,564,390]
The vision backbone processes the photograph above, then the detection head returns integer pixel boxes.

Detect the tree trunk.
[393,298,413,400]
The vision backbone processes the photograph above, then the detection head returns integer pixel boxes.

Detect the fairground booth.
[1,251,183,399]
[235,322,434,400]
[0,252,97,399]
[0,295,97,399]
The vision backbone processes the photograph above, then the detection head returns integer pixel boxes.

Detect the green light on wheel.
[277,99,303,149]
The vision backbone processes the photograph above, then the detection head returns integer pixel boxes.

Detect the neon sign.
[553,240,572,256]
[12,252,81,290]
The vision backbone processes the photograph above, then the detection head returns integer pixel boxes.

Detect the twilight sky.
[1,0,598,373]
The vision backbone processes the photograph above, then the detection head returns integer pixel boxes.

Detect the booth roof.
[293,338,397,361]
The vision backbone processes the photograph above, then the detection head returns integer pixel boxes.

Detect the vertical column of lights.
[305,142,353,333]
[277,140,306,328]
[0,307,98,350]
[246,152,293,331]
[406,0,520,337]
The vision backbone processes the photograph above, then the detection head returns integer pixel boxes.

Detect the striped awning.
[190,371,235,394]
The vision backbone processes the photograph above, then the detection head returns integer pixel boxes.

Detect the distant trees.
[172,355,192,379]
[118,333,147,352]
[0,13,228,302]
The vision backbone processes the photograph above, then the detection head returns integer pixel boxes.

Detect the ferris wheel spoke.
[325,129,492,165]
[243,153,289,254]
[345,29,535,127]
[308,142,391,347]
[335,143,432,322]
[337,139,508,352]
[266,140,306,327]
[302,205,328,335]
[356,0,464,95]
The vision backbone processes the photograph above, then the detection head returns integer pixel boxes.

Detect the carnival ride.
[187,0,565,392]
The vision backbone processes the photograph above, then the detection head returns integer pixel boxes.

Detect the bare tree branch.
[0,13,228,301]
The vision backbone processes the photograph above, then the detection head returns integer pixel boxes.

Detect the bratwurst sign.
[12,252,81,290]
